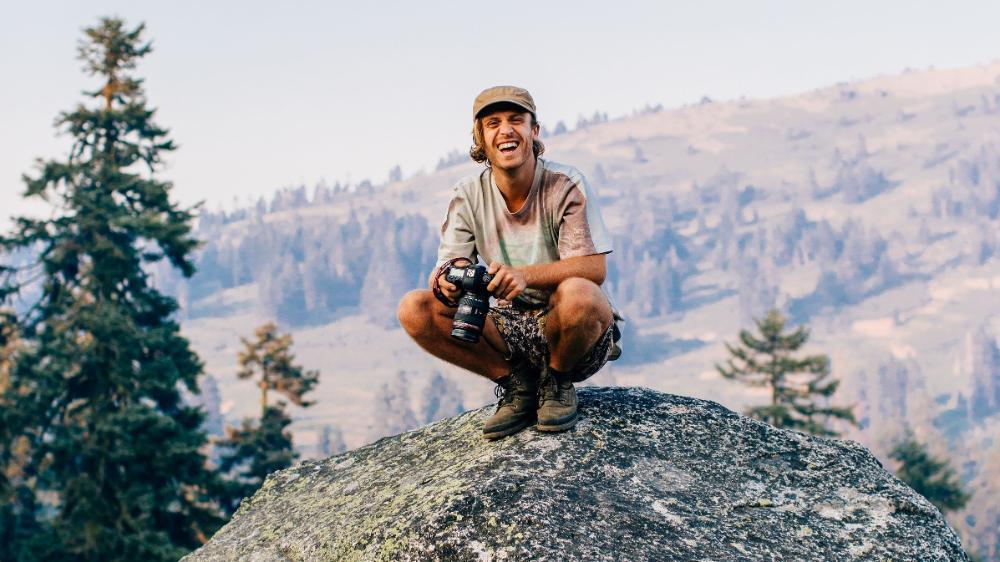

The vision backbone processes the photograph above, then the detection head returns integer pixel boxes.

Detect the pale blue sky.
[2,1,998,225]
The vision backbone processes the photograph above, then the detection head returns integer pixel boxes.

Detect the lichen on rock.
[185,387,968,561]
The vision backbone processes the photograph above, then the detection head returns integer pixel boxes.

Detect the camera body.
[445,264,494,343]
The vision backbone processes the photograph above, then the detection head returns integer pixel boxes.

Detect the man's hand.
[430,257,473,306]
[435,273,462,304]
[487,262,527,302]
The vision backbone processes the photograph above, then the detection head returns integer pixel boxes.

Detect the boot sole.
[483,416,535,440]
[535,411,579,432]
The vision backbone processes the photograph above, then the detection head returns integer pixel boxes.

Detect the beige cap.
[473,85,536,119]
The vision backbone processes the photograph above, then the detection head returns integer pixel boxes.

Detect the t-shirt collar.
[489,157,543,216]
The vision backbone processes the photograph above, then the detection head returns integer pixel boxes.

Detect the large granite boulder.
[186,387,968,561]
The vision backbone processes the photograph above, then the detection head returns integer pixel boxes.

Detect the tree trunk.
[260,380,268,416]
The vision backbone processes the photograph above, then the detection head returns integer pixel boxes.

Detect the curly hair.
[469,106,545,166]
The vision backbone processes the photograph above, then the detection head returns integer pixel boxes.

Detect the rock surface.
[186,387,968,561]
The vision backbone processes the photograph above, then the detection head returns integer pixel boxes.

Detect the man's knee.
[397,289,434,336]
[551,278,612,329]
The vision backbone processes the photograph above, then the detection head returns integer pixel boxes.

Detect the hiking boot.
[536,368,578,432]
[483,361,539,440]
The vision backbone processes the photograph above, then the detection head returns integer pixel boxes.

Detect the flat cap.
[473,85,536,119]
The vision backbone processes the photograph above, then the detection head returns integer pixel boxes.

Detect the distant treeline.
[174,140,997,336]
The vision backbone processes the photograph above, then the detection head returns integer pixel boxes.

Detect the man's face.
[480,108,539,172]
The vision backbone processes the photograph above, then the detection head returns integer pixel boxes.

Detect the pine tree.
[235,322,318,414]
[0,18,221,561]
[716,309,856,436]
[217,407,295,515]
[890,435,970,513]
[217,322,317,515]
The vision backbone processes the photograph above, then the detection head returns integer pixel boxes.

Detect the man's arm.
[433,182,478,299]
[487,254,607,301]
[522,254,606,288]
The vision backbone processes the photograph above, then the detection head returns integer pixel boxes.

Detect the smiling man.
[397,85,620,439]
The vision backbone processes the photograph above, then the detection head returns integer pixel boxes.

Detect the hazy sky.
[2,1,999,226]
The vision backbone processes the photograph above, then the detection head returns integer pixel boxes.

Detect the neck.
[492,158,537,212]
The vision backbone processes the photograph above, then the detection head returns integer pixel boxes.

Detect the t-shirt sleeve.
[436,184,478,267]
[556,175,613,259]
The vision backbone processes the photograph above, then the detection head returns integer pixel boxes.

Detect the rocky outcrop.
[186,387,967,561]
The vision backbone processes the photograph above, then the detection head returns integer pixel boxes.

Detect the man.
[397,85,619,440]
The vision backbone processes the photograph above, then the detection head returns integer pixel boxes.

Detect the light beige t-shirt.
[437,158,613,307]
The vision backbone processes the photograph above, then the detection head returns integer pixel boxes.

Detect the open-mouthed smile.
[497,140,519,153]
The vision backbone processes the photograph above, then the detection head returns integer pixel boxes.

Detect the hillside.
[161,62,1000,557]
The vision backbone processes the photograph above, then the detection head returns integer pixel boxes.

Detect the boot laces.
[494,378,518,408]
[539,373,570,404]
[495,367,537,410]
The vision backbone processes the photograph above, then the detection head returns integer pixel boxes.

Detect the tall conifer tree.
[716,309,856,436]
[217,322,317,515]
[0,18,221,560]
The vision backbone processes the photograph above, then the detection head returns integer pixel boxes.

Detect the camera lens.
[451,326,478,343]
[451,291,489,343]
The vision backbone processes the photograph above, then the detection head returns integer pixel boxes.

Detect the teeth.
[498,141,518,150]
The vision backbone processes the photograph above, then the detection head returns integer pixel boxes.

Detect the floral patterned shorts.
[488,302,620,383]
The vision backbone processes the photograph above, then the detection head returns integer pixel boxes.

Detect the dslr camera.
[444,264,494,343]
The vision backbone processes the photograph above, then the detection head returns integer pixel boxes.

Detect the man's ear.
[531,121,540,140]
